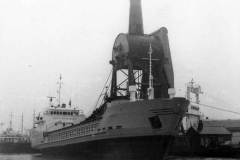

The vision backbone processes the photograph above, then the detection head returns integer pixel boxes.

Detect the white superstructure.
[34,104,85,132]
[182,79,203,131]
[30,76,86,147]
[31,103,85,147]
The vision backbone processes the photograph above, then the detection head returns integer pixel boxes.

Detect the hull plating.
[0,142,36,153]
[41,135,173,160]
[31,98,189,159]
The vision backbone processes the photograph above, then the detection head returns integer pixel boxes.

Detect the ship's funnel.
[129,0,144,35]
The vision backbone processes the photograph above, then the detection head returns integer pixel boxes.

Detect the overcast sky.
[0,0,240,131]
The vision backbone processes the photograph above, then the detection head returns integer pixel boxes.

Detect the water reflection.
[0,154,238,160]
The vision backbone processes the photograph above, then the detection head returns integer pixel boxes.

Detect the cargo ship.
[30,0,189,159]
[0,114,35,153]
[0,129,33,153]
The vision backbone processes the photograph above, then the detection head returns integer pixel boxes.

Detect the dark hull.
[0,142,37,153]
[169,135,198,156]
[41,135,173,160]
[170,135,238,158]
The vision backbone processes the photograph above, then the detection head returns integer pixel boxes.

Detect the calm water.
[0,154,238,160]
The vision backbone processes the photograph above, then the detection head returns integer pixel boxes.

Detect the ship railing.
[45,121,100,143]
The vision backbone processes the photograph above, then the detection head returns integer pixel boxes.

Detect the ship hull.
[41,135,173,160]
[170,132,234,157]
[31,98,189,159]
[0,142,36,153]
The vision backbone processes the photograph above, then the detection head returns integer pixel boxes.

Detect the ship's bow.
[94,97,189,159]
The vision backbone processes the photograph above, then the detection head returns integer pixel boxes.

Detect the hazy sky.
[0,0,240,131]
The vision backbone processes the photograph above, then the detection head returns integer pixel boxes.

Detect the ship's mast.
[147,44,154,99]
[47,96,56,107]
[0,122,4,132]
[57,74,63,107]
[9,112,13,130]
[33,109,35,128]
[21,112,23,134]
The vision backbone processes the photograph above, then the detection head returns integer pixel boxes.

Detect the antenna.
[33,110,35,128]
[0,122,4,132]
[147,44,154,99]
[21,112,23,134]
[9,112,13,130]
[47,96,56,107]
[68,99,72,107]
[57,74,63,107]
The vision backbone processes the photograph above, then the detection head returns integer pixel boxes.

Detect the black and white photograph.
[0,0,240,159]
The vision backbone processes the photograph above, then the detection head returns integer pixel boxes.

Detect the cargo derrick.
[110,0,174,100]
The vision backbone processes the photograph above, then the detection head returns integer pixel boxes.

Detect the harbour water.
[0,154,238,160]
